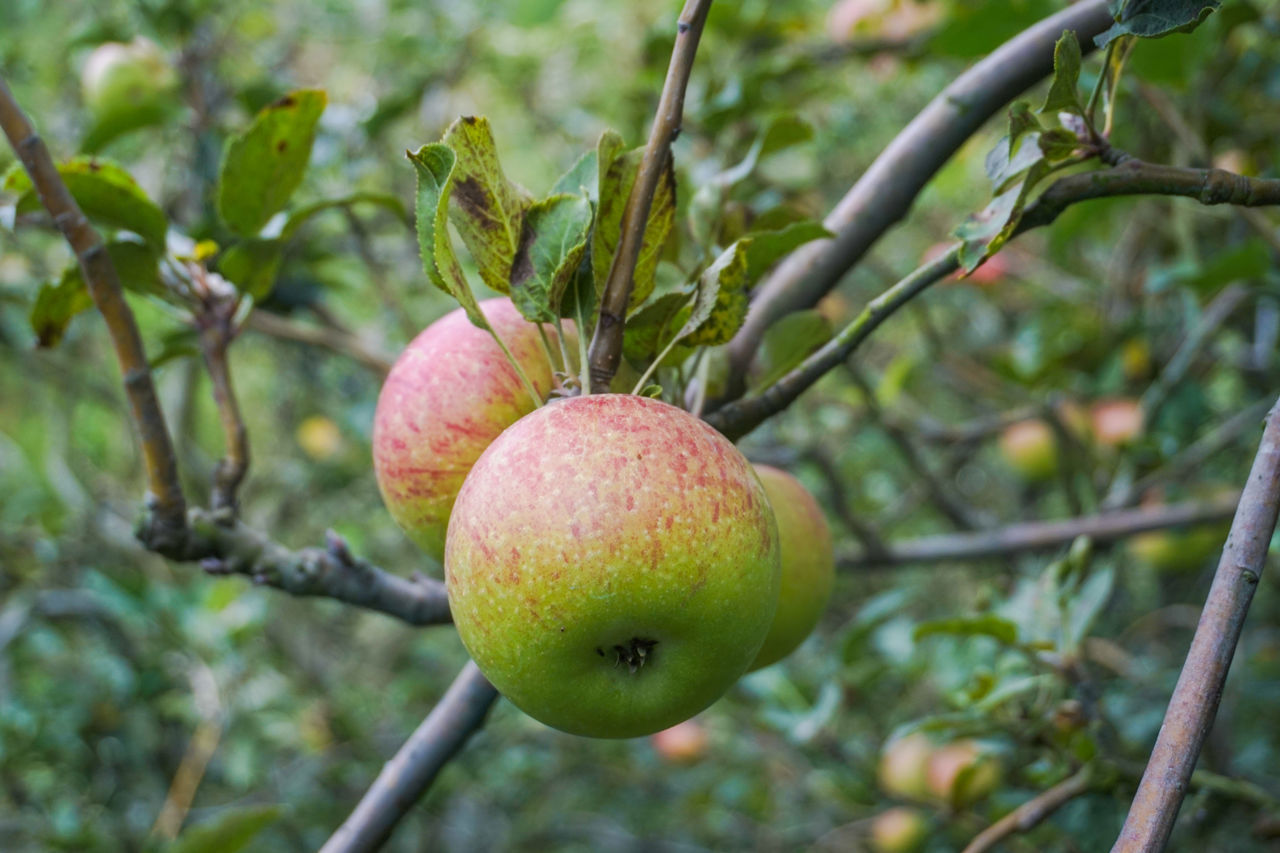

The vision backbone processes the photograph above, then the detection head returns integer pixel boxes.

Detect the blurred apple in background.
[998,418,1058,481]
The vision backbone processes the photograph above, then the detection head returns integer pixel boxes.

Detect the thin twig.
[320,661,498,853]
[1105,398,1274,510]
[1138,282,1251,427]
[1112,398,1280,852]
[245,310,394,376]
[144,509,452,625]
[840,494,1240,570]
[720,0,1114,399]
[846,363,983,529]
[708,162,1280,441]
[0,74,187,544]
[585,0,712,392]
[192,275,250,513]
[963,765,1097,853]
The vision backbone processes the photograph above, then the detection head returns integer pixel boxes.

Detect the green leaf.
[1097,0,1220,47]
[281,191,408,239]
[441,115,532,294]
[149,326,201,370]
[1006,101,1043,152]
[4,156,167,249]
[759,113,814,157]
[407,144,487,330]
[168,804,283,853]
[509,193,592,323]
[742,220,831,282]
[914,615,1020,646]
[1040,31,1084,115]
[550,149,599,199]
[985,132,1047,194]
[623,291,692,364]
[592,143,676,310]
[955,159,1051,272]
[749,309,833,393]
[217,89,326,236]
[681,239,751,347]
[29,268,93,348]
[1038,128,1081,161]
[218,239,283,301]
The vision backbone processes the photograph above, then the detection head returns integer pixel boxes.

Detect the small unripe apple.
[296,415,343,461]
[869,807,930,853]
[1127,527,1223,573]
[925,740,1002,808]
[373,298,565,561]
[998,419,1058,481]
[650,718,709,764]
[747,465,835,670]
[81,38,178,124]
[446,394,780,738]
[1089,398,1144,448]
[878,732,934,801]
[1121,338,1153,382]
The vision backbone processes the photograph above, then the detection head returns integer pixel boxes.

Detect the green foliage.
[591,138,676,311]
[1099,0,1221,47]
[217,90,326,236]
[168,805,284,853]
[508,193,592,324]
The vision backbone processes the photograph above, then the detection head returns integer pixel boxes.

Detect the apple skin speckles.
[445,394,780,739]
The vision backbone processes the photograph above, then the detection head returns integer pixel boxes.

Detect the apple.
[878,732,934,801]
[925,740,1002,808]
[445,394,781,738]
[296,415,343,461]
[1127,527,1223,573]
[650,718,709,764]
[81,38,178,127]
[998,418,1058,481]
[747,465,835,670]
[869,807,929,853]
[373,298,567,561]
[1090,398,1144,449]
[1121,338,1153,382]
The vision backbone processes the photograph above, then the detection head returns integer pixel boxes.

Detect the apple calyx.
[597,637,658,673]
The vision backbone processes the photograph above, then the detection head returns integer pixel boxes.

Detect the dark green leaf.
[623,291,692,364]
[441,116,532,294]
[4,156,167,249]
[407,144,488,329]
[217,89,326,236]
[1040,31,1084,115]
[681,239,751,347]
[29,268,93,348]
[750,309,833,393]
[742,220,831,283]
[1097,0,1220,47]
[759,114,814,158]
[1038,128,1081,161]
[509,193,592,323]
[592,143,676,311]
[218,239,283,301]
[914,615,1020,646]
[168,805,283,853]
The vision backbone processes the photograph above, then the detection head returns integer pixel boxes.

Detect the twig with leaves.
[1113,398,1280,852]
[585,0,713,392]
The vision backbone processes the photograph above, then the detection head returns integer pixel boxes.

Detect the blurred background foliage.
[2,0,1280,850]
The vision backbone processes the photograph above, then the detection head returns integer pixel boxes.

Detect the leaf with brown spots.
[441,116,532,294]
[680,238,750,347]
[591,138,675,312]
[5,157,167,249]
[407,144,490,332]
[217,89,326,236]
[509,193,592,323]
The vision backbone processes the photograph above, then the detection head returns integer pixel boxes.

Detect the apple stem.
[536,323,562,376]
[574,291,592,394]
[552,317,575,377]
[486,326,544,409]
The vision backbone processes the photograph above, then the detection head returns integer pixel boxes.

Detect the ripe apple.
[1089,398,1144,449]
[373,298,566,561]
[747,465,835,670]
[445,394,781,738]
[998,418,1058,481]
[925,739,1002,808]
[878,732,934,801]
[650,718,709,764]
[869,807,929,853]
[81,38,178,128]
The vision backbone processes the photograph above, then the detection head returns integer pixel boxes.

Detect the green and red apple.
[650,718,710,764]
[878,732,934,802]
[373,298,566,562]
[998,418,1058,481]
[869,807,930,853]
[445,394,781,738]
[747,464,835,670]
[925,739,1002,808]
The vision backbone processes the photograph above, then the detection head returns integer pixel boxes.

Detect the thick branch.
[0,75,187,541]
[142,508,451,625]
[320,661,497,853]
[585,0,712,392]
[840,495,1239,570]
[963,765,1097,853]
[721,0,1114,395]
[709,161,1280,441]
[1112,399,1280,852]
